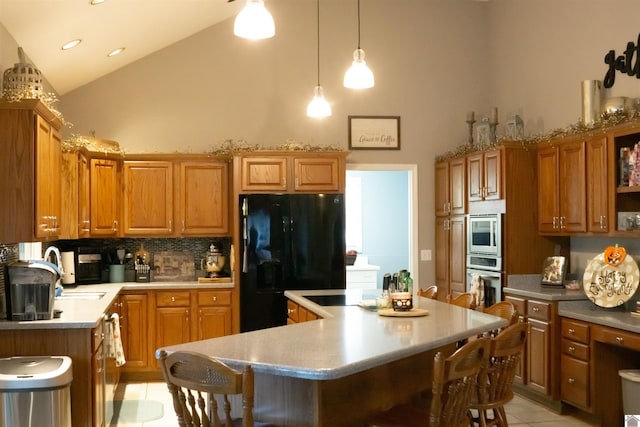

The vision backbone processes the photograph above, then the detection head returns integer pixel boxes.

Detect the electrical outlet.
[420,249,432,261]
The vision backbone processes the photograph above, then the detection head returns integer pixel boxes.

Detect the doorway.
[345,164,418,289]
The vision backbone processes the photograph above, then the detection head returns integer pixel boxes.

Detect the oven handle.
[467,269,502,280]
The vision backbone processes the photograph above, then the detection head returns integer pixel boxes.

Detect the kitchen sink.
[56,292,106,300]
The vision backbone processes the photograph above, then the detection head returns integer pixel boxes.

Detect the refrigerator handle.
[242,198,248,273]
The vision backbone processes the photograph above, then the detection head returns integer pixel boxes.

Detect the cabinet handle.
[171,296,176,302]
[113,220,118,232]
[552,216,558,230]
[560,216,565,229]
[568,346,575,353]
[212,296,217,302]
[616,336,624,344]
[568,378,575,384]
[182,220,185,232]
[169,220,172,232]
[287,308,296,314]
[568,328,575,335]
[532,307,540,313]
[186,309,189,322]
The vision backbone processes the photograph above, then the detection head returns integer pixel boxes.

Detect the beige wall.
[3,0,640,285]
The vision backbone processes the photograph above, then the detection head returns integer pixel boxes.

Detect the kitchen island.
[160,290,506,427]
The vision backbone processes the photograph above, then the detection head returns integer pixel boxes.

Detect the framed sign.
[348,116,400,150]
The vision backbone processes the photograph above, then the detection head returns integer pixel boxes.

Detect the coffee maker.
[4,260,60,321]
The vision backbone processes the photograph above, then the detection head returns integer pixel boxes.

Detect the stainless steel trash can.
[0,356,73,427]
[620,369,640,415]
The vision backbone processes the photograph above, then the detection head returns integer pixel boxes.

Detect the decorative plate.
[377,308,429,317]
[582,252,639,308]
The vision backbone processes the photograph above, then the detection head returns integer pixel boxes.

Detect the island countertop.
[160,289,506,381]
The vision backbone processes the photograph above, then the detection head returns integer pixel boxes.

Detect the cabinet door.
[527,318,551,395]
[449,215,466,295]
[537,146,560,233]
[120,294,148,370]
[467,153,483,202]
[559,140,586,232]
[156,307,190,348]
[92,342,105,427]
[434,217,449,297]
[293,157,340,192]
[586,136,609,233]
[90,159,120,236]
[198,307,232,340]
[35,115,61,238]
[179,161,229,235]
[78,153,91,238]
[60,152,79,239]
[123,161,173,235]
[435,161,450,216]
[241,157,288,191]
[449,157,466,215]
[483,149,502,200]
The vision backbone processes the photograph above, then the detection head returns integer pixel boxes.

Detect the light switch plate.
[420,249,432,261]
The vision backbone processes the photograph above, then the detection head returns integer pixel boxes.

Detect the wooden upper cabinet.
[537,141,586,234]
[90,158,120,236]
[0,100,63,243]
[293,157,340,192]
[586,136,609,233]
[434,158,465,216]
[467,149,501,202]
[35,115,62,239]
[241,156,288,191]
[178,161,229,235]
[238,153,346,193]
[123,161,173,235]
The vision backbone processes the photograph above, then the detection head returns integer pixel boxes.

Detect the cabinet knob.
[568,328,575,335]
[568,378,575,384]
[568,346,575,353]
[616,336,624,344]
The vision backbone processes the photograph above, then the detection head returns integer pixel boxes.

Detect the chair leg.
[496,406,508,426]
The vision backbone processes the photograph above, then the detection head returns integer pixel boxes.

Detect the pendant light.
[234,0,275,40]
[343,0,374,89]
[307,0,332,118]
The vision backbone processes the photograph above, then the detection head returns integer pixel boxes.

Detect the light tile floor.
[111,382,601,427]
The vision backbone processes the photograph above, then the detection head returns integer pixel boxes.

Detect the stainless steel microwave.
[467,214,502,257]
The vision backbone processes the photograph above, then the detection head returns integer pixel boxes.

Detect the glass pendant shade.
[344,48,374,89]
[307,85,332,118]
[234,0,275,40]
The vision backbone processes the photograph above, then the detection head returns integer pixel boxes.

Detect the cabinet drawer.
[561,355,590,409]
[197,291,231,306]
[156,291,190,306]
[505,296,526,318]
[561,338,589,361]
[562,318,589,344]
[287,300,299,322]
[527,300,551,321]
[594,326,640,351]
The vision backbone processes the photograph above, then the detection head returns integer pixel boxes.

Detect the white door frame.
[346,163,419,290]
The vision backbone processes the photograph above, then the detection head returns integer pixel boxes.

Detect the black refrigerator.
[239,194,346,332]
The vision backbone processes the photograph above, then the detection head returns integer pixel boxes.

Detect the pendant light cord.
[357,0,361,49]
[316,0,320,86]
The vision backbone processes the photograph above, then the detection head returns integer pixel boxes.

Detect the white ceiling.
[0,0,244,95]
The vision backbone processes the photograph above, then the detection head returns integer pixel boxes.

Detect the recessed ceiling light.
[107,48,125,57]
[61,39,82,50]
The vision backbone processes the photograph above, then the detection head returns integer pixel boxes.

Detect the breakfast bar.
[159,291,506,426]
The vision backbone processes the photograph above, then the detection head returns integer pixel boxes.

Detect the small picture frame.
[541,256,566,286]
[348,116,400,150]
[476,118,491,145]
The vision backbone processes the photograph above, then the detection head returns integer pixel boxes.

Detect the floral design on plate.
[582,252,639,308]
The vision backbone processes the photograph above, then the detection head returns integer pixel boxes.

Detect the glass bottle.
[406,272,414,309]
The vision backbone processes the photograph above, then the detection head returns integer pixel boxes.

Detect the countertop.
[160,289,507,381]
[558,300,640,333]
[0,280,234,330]
[504,274,588,301]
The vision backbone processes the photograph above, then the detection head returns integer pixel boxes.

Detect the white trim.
[346,163,419,294]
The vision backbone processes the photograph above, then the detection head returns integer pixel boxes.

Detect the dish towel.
[470,274,484,308]
[105,313,126,367]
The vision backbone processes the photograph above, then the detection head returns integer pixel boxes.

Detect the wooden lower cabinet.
[287,299,321,324]
[121,288,233,380]
[505,295,559,402]
[560,318,591,411]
